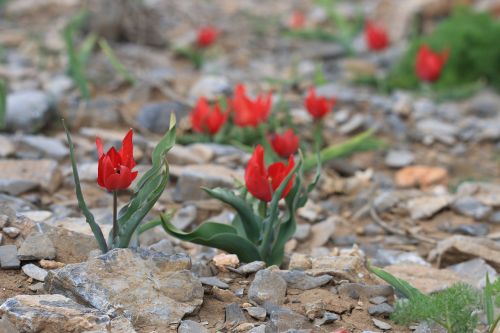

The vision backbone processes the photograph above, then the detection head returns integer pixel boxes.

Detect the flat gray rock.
[178,320,209,333]
[199,276,229,289]
[17,232,56,260]
[45,248,203,329]
[21,264,48,282]
[248,269,287,305]
[279,270,332,290]
[0,245,20,269]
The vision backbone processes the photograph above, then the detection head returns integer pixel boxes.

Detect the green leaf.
[203,187,261,243]
[485,273,495,325]
[369,264,425,300]
[79,33,97,66]
[160,217,262,263]
[63,119,108,253]
[138,211,173,235]
[98,38,136,85]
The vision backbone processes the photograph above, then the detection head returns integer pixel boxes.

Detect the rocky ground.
[1,0,500,332]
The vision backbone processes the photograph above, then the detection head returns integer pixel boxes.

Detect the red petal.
[96,137,104,158]
[245,145,272,202]
[119,129,135,169]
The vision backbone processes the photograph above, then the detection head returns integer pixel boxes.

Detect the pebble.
[189,75,231,101]
[452,196,492,220]
[448,258,497,289]
[338,114,365,134]
[406,195,452,220]
[309,216,336,247]
[21,263,48,281]
[178,320,209,333]
[443,223,490,237]
[314,311,339,326]
[225,302,247,327]
[267,307,309,332]
[234,261,266,275]
[288,253,312,270]
[171,205,197,230]
[2,226,20,238]
[385,150,415,168]
[213,253,239,271]
[369,296,388,305]
[248,325,267,333]
[246,307,266,321]
[248,269,287,305]
[372,318,392,330]
[0,245,20,269]
[337,283,394,300]
[6,90,54,132]
[279,270,332,290]
[0,135,15,157]
[368,303,394,316]
[18,135,69,160]
[293,224,311,241]
[17,232,57,260]
[136,101,188,134]
[416,118,458,145]
[199,276,229,289]
[0,214,8,229]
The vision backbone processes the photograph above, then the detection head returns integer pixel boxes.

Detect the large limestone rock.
[0,294,136,333]
[45,248,204,330]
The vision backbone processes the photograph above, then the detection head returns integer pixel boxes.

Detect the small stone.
[136,101,188,134]
[304,300,325,320]
[189,75,231,102]
[368,303,394,316]
[178,320,209,333]
[213,253,239,272]
[0,245,20,269]
[385,150,415,168]
[294,224,311,241]
[309,256,370,283]
[6,90,54,132]
[248,325,267,333]
[339,114,365,134]
[148,239,175,255]
[171,205,197,230]
[213,286,240,303]
[235,261,266,275]
[452,196,492,220]
[0,136,15,158]
[20,210,53,223]
[289,253,312,270]
[395,166,448,189]
[444,223,490,237]
[448,258,497,289]
[18,232,56,260]
[21,263,48,282]
[337,283,394,300]
[407,195,452,220]
[309,216,337,247]
[246,307,266,321]
[248,268,287,305]
[199,276,229,289]
[314,311,339,326]
[225,302,247,327]
[2,226,20,238]
[0,159,62,194]
[369,296,388,305]
[39,259,65,269]
[416,119,458,145]
[267,308,310,332]
[28,282,45,292]
[18,135,69,160]
[279,270,332,290]
[372,318,392,330]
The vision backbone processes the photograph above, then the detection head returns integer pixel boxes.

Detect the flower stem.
[113,191,118,246]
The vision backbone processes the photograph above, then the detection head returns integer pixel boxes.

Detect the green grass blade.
[62,119,107,253]
[98,39,136,85]
[369,264,425,300]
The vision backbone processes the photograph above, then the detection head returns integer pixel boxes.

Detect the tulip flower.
[304,87,335,120]
[196,26,218,48]
[415,44,449,82]
[191,97,228,135]
[269,129,299,158]
[96,129,138,192]
[231,84,272,127]
[288,10,306,30]
[364,22,389,51]
[245,145,295,202]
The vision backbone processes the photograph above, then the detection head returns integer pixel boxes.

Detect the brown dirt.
[0,270,36,305]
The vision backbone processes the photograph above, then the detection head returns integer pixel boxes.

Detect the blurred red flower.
[304,87,335,120]
[269,129,299,158]
[191,97,228,135]
[364,22,389,51]
[245,145,295,202]
[96,129,138,191]
[415,44,449,82]
[196,26,218,48]
[231,84,272,127]
[288,10,306,29]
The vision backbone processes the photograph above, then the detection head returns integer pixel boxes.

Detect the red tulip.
[415,44,449,82]
[288,10,306,30]
[191,97,228,135]
[304,87,335,120]
[231,84,272,127]
[196,26,218,48]
[245,145,295,202]
[96,129,138,191]
[269,129,299,158]
[364,22,389,51]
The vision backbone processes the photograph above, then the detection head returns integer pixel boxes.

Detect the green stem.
[112,191,118,245]
[258,200,267,218]
[313,120,323,152]
[303,129,385,172]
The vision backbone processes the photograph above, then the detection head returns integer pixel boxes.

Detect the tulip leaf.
[160,216,262,263]
[369,264,425,300]
[203,187,261,243]
[63,119,108,253]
